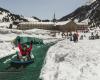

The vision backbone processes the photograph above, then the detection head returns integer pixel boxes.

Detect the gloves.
[18,38,20,43]
[31,40,33,44]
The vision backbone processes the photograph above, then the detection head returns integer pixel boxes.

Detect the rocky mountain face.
[59,0,100,27]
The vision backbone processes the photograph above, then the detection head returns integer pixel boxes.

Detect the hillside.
[0,7,39,23]
[59,0,100,27]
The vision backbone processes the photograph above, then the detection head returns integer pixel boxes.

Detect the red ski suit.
[18,43,32,56]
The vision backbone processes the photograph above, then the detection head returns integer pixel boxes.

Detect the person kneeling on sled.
[17,39,33,60]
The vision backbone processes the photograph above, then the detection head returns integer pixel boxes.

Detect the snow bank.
[40,39,100,80]
[0,12,8,21]
[0,22,11,28]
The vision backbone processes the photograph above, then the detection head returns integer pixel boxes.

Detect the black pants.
[17,54,31,60]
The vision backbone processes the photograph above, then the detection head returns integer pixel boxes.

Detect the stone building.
[17,20,78,32]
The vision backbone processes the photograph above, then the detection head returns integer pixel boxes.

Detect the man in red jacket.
[17,39,33,60]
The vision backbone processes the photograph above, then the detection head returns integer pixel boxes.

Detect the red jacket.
[76,32,79,37]
[18,43,32,56]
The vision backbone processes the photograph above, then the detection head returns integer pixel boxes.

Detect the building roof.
[55,20,71,26]
[19,20,71,26]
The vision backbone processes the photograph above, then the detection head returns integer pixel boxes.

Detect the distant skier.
[80,35,83,40]
[17,39,33,60]
[95,33,99,39]
[91,32,95,39]
[69,32,73,41]
[61,32,66,38]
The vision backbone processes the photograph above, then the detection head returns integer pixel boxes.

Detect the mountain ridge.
[59,0,100,27]
[0,7,39,23]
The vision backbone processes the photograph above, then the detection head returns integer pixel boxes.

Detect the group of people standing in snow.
[60,31,79,42]
[89,32,100,40]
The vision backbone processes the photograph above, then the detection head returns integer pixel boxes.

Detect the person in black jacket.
[73,33,78,42]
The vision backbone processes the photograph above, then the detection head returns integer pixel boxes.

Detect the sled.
[11,54,34,64]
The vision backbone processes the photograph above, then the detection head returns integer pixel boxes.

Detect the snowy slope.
[40,36,100,80]
[24,17,39,22]
[90,0,96,3]
[0,12,8,21]
[0,22,12,28]
[86,0,96,5]
[0,8,28,22]
[0,7,39,29]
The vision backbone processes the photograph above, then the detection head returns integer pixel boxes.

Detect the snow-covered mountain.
[0,7,40,28]
[87,0,96,5]
[0,7,39,23]
[0,7,28,23]
[90,0,96,3]
[59,0,100,27]
[24,17,39,22]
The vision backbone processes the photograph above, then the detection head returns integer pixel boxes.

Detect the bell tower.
[52,13,56,23]
[52,13,57,26]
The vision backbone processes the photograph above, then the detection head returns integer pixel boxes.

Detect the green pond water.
[0,36,54,80]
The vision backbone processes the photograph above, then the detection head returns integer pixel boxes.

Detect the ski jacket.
[18,43,32,56]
